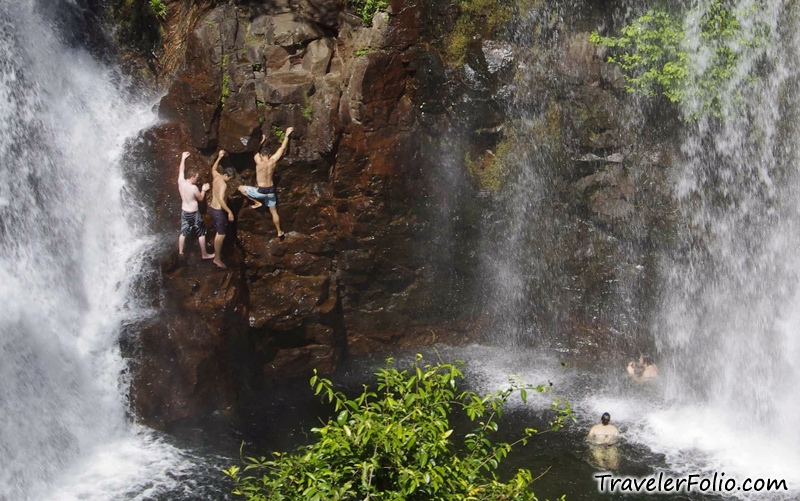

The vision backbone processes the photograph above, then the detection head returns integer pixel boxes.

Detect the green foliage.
[220,55,229,108]
[221,75,230,107]
[148,0,166,20]
[273,126,286,141]
[302,104,313,121]
[590,10,686,103]
[590,1,769,118]
[355,47,374,57]
[349,0,388,26]
[447,0,512,64]
[224,355,573,501]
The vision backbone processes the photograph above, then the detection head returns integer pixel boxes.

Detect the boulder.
[271,13,324,46]
[574,164,635,223]
[217,81,261,153]
[257,70,316,104]
[343,51,407,128]
[302,38,334,76]
[263,45,291,71]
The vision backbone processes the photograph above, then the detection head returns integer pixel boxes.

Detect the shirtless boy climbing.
[238,127,293,240]
[177,151,214,260]
[208,149,235,269]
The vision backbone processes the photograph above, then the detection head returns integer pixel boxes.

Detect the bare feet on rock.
[212,259,227,269]
[201,253,216,260]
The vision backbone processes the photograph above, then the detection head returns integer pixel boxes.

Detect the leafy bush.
[149,0,167,20]
[224,355,572,501]
[590,1,769,118]
[349,0,388,26]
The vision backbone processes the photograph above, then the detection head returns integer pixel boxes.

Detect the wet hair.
[223,167,235,178]
[642,355,654,366]
[601,412,611,425]
[186,169,199,180]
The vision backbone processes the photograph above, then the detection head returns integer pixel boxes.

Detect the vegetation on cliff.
[446,0,513,64]
[224,356,572,500]
[350,0,389,25]
[590,1,770,118]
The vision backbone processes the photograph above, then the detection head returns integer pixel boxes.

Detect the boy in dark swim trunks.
[177,151,214,259]
[209,149,235,269]
[238,126,293,240]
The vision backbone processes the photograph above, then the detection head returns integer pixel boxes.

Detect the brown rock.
[263,344,338,379]
[124,262,246,429]
[302,38,334,76]
[248,271,332,330]
[383,0,420,50]
[263,45,292,71]
[126,313,232,429]
[257,71,316,104]
[271,13,324,46]
[301,0,343,29]
[574,165,635,223]
[159,74,220,149]
[344,51,407,128]
[218,82,261,153]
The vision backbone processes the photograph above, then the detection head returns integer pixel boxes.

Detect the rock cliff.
[116,0,681,428]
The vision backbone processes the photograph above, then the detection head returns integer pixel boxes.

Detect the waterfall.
[476,1,649,348]
[468,0,800,491]
[650,0,800,484]
[0,1,192,499]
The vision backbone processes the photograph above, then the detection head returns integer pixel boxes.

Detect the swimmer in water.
[627,355,658,382]
[587,412,620,470]
[587,412,620,445]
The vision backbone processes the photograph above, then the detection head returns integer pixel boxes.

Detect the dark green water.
[155,345,773,501]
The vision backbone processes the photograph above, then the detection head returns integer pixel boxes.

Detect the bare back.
[210,174,227,210]
[254,154,277,187]
[179,178,201,212]
[587,424,620,445]
[641,364,658,380]
[252,128,292,188]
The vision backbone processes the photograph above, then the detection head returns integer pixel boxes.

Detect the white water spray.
[646,0,800,494]
[0,1,195,499]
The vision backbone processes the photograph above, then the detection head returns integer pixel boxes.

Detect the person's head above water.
[642,355,654,366]
[601,412,611,425]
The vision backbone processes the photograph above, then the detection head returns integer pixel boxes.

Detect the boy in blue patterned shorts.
[238,127,293,241]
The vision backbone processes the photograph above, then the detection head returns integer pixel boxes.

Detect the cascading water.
[646,0,800,488]
[0,1,200,499]
[477,1,652,348]
[466,0,800,496]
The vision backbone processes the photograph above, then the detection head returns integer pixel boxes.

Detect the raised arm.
[211,149,226,178]
[254,134,267,162]
[269,127,293,163]
[177,151,190,184]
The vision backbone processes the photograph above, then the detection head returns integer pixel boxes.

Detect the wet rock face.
[446,2,682,360]
[127,0,471,428]
[123,0,682,427]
